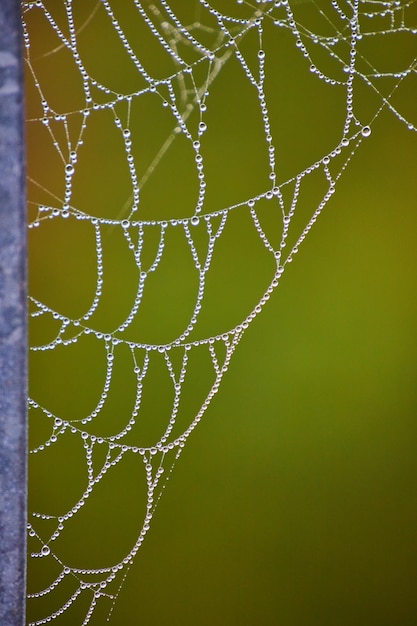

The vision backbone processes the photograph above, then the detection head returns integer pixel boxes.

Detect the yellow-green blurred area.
[26,1,417,624]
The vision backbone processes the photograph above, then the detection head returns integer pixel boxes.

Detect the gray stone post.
[0,0,27,624]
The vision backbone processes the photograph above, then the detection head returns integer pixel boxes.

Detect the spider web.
[24,1,417,624]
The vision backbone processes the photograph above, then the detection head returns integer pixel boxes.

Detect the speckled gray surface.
[0,1,27,624]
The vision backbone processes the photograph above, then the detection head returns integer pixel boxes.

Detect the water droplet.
[41,545,50,557]
[190,216,199,226]
[198,121,207,133]
[361,125,371,137]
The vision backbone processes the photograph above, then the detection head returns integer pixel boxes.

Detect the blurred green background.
[26,1,417,624]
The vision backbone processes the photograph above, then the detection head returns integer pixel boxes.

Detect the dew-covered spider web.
[24,0,417,624]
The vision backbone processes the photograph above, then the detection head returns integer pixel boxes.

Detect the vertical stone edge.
[0,0,27,625]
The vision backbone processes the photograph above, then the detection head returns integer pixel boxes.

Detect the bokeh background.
[26,1,417,624]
